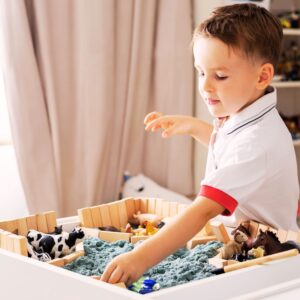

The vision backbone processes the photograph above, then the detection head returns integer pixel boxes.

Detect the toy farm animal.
[252,229,300,255]
[27,227,85,259]
[128,212,163,227]
[220,226,250,259]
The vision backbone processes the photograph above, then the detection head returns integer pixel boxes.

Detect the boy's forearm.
[189,119,213,147]
[132,197,223,270]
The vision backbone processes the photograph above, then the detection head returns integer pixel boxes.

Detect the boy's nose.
[200,77,214,93]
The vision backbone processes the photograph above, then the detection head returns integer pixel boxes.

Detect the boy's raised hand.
[144,111,194,138]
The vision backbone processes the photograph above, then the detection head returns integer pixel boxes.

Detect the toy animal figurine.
[27,227,85,259]
[252,229,300,255]
[248,246,265,258]
[26,242,52,262]
[99,226,120,232]
[128,277,160,294]
[231,223,252,256]
[220,227,249,260]
[128,212,163,227]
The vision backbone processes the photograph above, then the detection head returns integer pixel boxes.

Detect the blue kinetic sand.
[63,237,222,290]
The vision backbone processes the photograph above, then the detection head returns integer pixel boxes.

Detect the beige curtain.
[0,0,194,217]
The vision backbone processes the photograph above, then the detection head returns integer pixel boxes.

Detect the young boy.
[101,3,299,285]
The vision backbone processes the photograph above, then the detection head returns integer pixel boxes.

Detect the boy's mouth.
[207,98,220,105]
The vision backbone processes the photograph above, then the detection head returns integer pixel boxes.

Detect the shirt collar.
[220,86,277,135]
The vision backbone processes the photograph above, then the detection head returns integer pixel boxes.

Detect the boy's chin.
[208,109,228,119]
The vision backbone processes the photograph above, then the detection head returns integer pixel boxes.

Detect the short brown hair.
[193,3,283,68]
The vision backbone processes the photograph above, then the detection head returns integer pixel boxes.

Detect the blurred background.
[1,0,300,220]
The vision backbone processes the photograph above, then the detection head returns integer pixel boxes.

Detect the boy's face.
[193,37,264,118]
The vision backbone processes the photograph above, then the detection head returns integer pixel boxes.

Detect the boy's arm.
[144,112,213,147]
[100,196,224,285]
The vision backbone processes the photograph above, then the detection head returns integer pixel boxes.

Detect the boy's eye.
[215,74,228,80]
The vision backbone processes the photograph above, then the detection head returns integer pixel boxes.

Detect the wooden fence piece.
[78,208,94,228]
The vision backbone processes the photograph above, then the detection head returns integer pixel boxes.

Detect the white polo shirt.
[199,87,299,231]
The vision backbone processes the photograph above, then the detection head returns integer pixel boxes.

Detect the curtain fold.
[0,0,194,217]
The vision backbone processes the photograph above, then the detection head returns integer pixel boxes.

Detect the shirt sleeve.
[199,137,267,216]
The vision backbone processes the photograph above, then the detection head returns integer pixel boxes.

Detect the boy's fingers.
[144,112,162,125]
[120,273,130,286]
[162,126,175,138]
[108,266,124,284]
[100,263,117,282]
[145,117,170,131]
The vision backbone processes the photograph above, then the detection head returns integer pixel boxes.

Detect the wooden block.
[162,201,170,217]
[204,222,213,236]
[117,200,128,228]
[186,235,217,249]
[90,206,103,228]
[4,234,15,252]
[17,217,28,236]
[11,235,27,256]
[99,231,132,243]
[108,203,120,229]
[285,230,299,242]
[130,235,149,244]
[210,221,230,243]
[78,207,94,228]
[0,231,10,248]
[44,211,57,233]
[48,258,65,267]
[177,204,188,214]
[0,219,18,234]
[26,215,37,231]
[248,220,260,238]
[155,199,164,215]
[169,202,178,217]
[124,198,136,219]
[147,198,156,214]
[99,205,112,227]
[63,250,84,264]
[134,198,141,212]
[139,198,148,213]
[36,214,48,233]
[277,229,288,243]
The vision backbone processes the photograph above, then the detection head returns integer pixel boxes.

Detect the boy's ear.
[257,63,274,90]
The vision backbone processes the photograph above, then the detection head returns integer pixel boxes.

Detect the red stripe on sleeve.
[198,185,238,216]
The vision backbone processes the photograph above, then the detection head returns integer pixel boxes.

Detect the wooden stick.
[78,208,94,228]
[26,215,37,231]
[117,200,128,228]
[44,211,57,233]
[147,198,156,214]
[17,218,28,236]
[213,249,299,274]
[36,214,48,233]
[90,206,103,228]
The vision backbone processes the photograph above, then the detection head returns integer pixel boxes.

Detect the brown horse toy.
[252,229,300,255]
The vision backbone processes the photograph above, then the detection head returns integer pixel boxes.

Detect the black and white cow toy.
[27,227,85,260]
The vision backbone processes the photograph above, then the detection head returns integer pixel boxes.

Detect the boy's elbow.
[194,196,225,220]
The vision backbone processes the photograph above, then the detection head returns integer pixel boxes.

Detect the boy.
[101,3,299,285]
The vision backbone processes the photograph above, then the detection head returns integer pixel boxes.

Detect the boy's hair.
[193,3,283,68]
